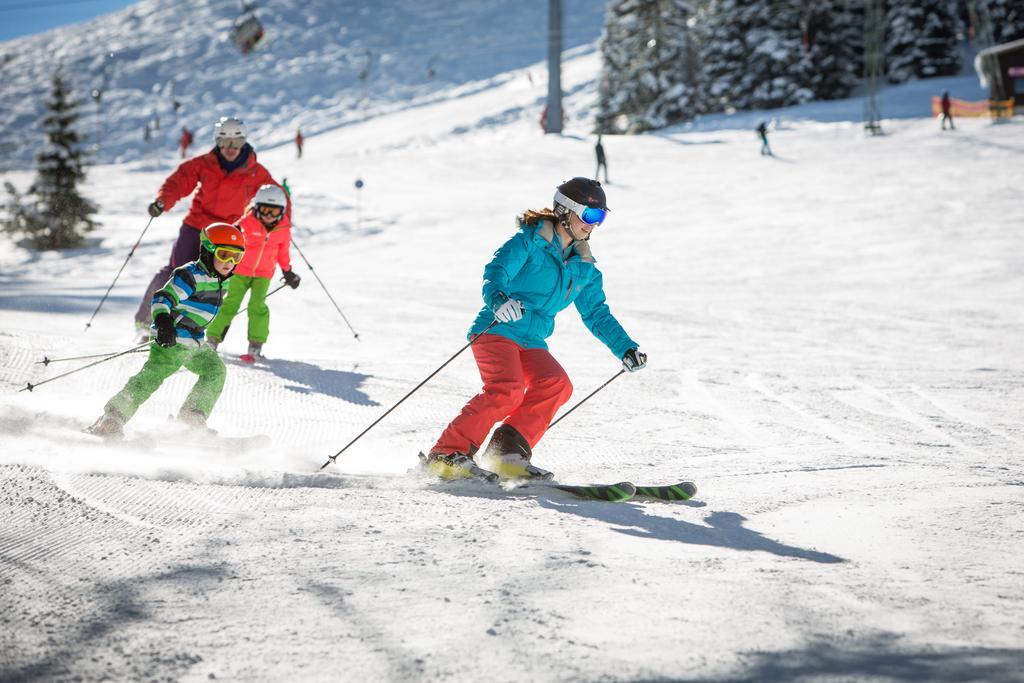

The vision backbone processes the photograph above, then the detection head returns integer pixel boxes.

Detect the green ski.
[632,481,698,501]
[522,480,637,503]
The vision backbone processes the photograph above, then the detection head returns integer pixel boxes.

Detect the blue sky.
[0,0,137,42]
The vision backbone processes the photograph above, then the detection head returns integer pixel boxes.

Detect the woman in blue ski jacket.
[424,177,647,480]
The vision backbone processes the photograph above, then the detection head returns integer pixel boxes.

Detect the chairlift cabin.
[231,12,265,55]
[974,37,1024,114]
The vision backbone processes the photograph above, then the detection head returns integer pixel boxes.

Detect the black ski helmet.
[554,177,608,213]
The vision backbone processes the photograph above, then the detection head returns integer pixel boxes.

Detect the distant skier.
[88,224,246,439]
[940,90,955,131]
[756,121,772,156]
[178,126,194,158]
[295,129,304,158]
[206,184,300,363]
[136,116,285,341]
[594,134,609,184]
[422,177,646,481]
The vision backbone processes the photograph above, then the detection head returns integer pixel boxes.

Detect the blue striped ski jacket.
[151,260,228,346]
[468,220,637,359]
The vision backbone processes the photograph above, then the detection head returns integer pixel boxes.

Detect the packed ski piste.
[24,116,694,505]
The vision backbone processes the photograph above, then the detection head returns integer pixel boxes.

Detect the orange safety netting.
[931,96,1015,118]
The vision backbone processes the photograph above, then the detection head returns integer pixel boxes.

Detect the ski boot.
[86,411,126,441]
[419,451,497,482]
[178,408,218,436]
[206,336,221,352]
[239,341,262,364]
[479,424,553,480]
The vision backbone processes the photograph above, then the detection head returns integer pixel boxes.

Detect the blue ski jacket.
[468,220,637,359]
[151,260,227,347]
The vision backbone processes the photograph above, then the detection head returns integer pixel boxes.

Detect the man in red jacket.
[135,116,284,337]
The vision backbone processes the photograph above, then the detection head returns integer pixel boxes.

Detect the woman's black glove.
[281,269,301,289]
[621,347,647,372]
[154,313,177,348]
[147,200,164,218]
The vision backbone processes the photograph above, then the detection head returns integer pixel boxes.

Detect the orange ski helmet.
[200,223,245,253]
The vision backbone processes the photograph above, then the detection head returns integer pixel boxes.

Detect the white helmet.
[253,184,287,208]
[214,116,247,143]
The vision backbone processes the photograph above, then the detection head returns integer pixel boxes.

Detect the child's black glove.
[154,313,177,348]
[147,200,164,218]
[281,269,301,289]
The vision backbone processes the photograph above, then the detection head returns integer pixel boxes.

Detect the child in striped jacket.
[88,224,246,439]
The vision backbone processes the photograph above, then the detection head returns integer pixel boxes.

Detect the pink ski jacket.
[232,211,293,279]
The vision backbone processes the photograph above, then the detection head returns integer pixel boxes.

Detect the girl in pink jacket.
[206,185,300,362]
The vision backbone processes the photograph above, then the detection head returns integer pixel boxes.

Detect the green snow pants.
[206,274,271,344]
[105,343,226,422]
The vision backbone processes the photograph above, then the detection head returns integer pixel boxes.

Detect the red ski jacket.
[232,211,292,279]
[156,147,280,231]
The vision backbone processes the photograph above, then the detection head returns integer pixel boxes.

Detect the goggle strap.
[553,190,585,217]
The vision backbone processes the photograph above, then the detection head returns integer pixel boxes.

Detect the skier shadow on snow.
[652,133,727,146]
[0,291,137,314]
[244,358,378,406]
[686,636,1024,683]
[536,500,844,564]
[0,561,226,681]
[434,485,842,563]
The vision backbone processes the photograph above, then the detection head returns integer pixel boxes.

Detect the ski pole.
[84,216,155,331]
[290,236,360,341]
[319,320,498,470]
[548,369,625,430]
[20,342,150,393]
[36,346,149,366]
[236,283,286,316]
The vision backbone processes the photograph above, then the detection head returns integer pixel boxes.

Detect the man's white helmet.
[214,116,247,143]
[253,184,287,208]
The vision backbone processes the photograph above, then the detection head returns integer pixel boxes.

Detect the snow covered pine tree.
[1,67,98,250]
[596,0,700,134]
[886,0,962,83]
[698,0,813,113]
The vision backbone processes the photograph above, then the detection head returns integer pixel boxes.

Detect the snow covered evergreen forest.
[597,0,1024,132]
[2,0,1024,681]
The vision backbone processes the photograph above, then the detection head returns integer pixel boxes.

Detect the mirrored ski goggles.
[577,206,608,225]
[553,190,608,225]
[256,204,284,219]
[217,137,246,150]
[213,247,245,264]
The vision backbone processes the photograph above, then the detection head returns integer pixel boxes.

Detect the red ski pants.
[431,334,573,455]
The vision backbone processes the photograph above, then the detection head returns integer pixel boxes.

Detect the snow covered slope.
[0,0,603,169]
[2,9,1024,683]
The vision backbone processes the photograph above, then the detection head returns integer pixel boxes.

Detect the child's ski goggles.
[256,204,284,219]
[213,247,244,265]
[553,190,608,225]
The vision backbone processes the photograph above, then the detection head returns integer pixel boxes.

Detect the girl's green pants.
[206,275,272,344]
[105,343,226,421]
